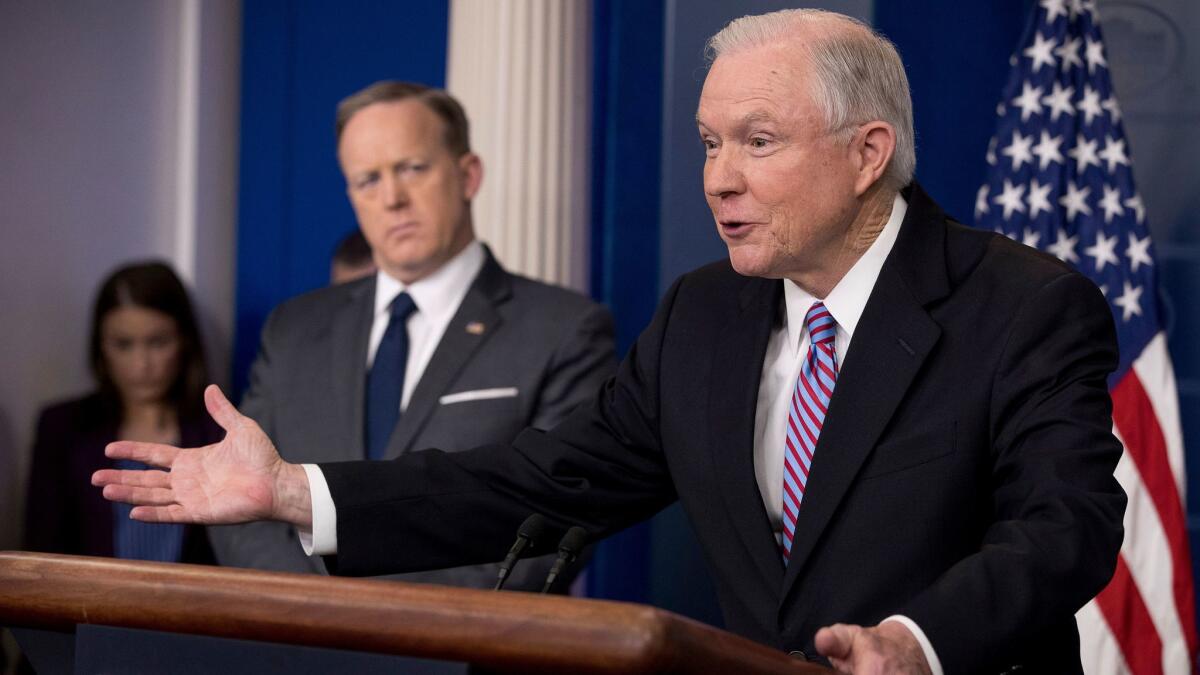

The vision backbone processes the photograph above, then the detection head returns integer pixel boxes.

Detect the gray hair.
[706,9,915,191]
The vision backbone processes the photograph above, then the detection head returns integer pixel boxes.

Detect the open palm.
[93,385,296,525]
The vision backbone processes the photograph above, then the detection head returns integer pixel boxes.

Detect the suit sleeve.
[323,280,683,577]
[207,308,325,574]
[901,271,1126,673]
[528,303,616,431]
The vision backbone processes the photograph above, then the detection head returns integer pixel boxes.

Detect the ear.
[458,153,484,200]
[851,121,896,196]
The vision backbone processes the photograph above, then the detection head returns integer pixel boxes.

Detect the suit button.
[788,650,810,660]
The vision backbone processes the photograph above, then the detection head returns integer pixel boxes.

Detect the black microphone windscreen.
[559,526,588,555]
[518,513,547,545]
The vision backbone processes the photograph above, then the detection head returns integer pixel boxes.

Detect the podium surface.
[0,551,823,673]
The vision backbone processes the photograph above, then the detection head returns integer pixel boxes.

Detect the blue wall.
[234,0,449,397]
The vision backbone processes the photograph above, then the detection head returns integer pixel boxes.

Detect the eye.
[701,137,719,156]
[354,173,379,190]
[108,337,134,352]
[749,137,770,149]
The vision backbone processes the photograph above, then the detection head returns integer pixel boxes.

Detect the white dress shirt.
[367,240,485,412]
[301,200,942,673]
[299,240,484,557]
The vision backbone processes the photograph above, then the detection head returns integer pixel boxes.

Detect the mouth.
[718,220,756,238]
[385,221,420,238]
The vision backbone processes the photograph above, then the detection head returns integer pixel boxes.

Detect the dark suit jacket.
[24,393,217,562]
[209,247,616,591]
[322,185,1125,673]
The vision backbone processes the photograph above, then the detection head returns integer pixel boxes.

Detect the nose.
[133,344,154,377]
[382,171,409,209]
[704,147,745,199]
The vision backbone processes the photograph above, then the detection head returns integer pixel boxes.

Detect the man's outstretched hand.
[92,384,314,528]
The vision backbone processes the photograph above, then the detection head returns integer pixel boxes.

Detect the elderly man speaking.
[96,9,1124,673]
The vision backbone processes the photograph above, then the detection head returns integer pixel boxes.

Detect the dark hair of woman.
[88,261,209,422]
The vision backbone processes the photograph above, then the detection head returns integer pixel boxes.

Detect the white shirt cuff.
[297,463,338,556]
[882,615,943,675]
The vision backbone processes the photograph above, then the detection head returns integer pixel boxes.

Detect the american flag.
[974,0,1196,672]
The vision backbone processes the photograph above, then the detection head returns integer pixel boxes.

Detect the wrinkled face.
[338,100,482,284]
[698,41,861,282]
[101,306,182,405]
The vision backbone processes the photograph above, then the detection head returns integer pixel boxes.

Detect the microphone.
[540,526,588,594]
[494,514,547,591]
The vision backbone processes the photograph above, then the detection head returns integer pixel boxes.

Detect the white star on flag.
[1046,228,1080,263]
[1032,131,1065,169]
[1101,96,1122,124]
[994,179,1027,219]
[1085,37,1107,74]
[1056,35,1083,70]
[1011,82,1044,122]
[1001,130,1035,171]
[975,185,990,218]
[1126,233,1153,272]
[1041,82,1075,122]
[1024,32,1058,72]
[1113,281,1143,321]
[1060,181,1092,221]
[1084,230,1119,271]
[1078,85,1104,126]
[1068,134,1101,173]
[1042,0,1069,22]
[1098,136,1129,173]
[1099,185,1125,223]
[1028,178,1054,218]
[1022,228,1041,248]
[1124,193,1145,224]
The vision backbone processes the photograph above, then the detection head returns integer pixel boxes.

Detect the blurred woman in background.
[23,261,219,563]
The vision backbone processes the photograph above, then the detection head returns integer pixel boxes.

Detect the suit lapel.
[780,185,951,603]
[708,276,788,587]
[384,252,510,457]
[332,278,374,460]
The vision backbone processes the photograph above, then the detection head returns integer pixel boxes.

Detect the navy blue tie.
[365,292,417,460]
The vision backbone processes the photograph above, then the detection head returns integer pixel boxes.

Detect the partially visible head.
[699,10,914,288]
[330,229,376,284]
[89,262,207,414]
[335,81,482,284]
[706,10,914,190]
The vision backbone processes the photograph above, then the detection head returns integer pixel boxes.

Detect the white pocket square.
[439,387,519,405]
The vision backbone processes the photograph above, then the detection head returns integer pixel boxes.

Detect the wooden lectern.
[0,551,824,673]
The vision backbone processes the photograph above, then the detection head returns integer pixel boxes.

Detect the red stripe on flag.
[1111,372,1199,657]
[1096,554,1164,675]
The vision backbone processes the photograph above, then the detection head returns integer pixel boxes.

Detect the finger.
[129,504,194,523]
[103,484,177,506]
[204,384,242,432]
[91,468,171,488]
[815,623,858,661]
[105,441,180,468]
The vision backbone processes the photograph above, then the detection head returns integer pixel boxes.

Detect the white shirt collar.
[784,193,908,350]
[373,240,486,323]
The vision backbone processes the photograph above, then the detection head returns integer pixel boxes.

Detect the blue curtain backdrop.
[234,0,449,398]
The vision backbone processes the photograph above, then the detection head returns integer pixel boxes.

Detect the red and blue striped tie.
[781,302,838,564]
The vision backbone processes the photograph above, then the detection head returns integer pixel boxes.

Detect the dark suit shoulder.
[945,221,1090,297]
[269,276,372,324]
[500,272,610,323]
[667,257,769,313]
[36,391,111,433]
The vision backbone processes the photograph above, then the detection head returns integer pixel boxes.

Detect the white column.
[446,0,591,291]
